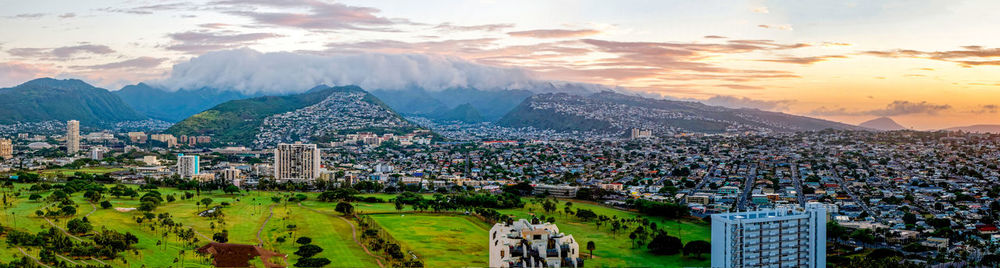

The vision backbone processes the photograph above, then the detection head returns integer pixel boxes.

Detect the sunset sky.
[2,0,999,129]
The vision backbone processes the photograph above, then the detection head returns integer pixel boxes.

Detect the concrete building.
[630,128,653,139]
[88,146,104,160]
[0,138,12,160]
[711,207,826,268]
[273,143,321,182]
[532,184,579,198]
[66,120,79,154]
[489,219,583,268]
[177,154,200,179]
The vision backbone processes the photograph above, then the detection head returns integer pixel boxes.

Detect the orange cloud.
[508,29,601,38]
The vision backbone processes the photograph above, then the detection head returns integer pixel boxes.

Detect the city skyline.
[3,0,1000,129]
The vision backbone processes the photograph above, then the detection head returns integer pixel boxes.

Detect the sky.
[2,0,1000,129]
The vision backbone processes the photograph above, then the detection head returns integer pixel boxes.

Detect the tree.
[294,244,323,258]
[683,240,710,259]
[213,230,229,243]
[61,205,77,216]
[200,198,213,209]
[100,200,112,209]
[223,185,240,195]
[335,202,355,215]
[296,237,312,245]
[295,257,331,267]
[648,232,683,255]
[67,218,93,234]
[576,209,598,221]
[586,241,596,259]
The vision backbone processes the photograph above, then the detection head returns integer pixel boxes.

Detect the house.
[196,242,287,268]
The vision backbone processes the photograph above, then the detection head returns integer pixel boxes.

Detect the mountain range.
[498,91,865,133]
[115,83,253,122]
[167,85,418,146]
[0,78,146,126]
[944,125,1000,134]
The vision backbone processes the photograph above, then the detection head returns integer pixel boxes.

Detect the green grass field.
[0,183,711,267]
[26,167,125,177]
[369,214,490,267]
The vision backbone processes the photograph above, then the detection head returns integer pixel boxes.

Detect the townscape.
[1,116,999,267]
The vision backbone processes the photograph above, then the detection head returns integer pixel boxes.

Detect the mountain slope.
[499,91,862,134]
[115,83,253,122]
[429,103,485,123]
[168,86,417,146]
[0,78,146,125]
[944,124,1000,133]
[370,87,533,121]
[858,117,905,131]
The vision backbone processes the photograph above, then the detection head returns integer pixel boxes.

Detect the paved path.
[56,254,80,265]
[85,202,97,218]
[257,204,275,246]
[43,217,83,242]
[18,247,51,268]
[90,257,109,266]
[298,203,385,268]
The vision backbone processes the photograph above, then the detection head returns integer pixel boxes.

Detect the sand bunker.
[115,207,136,212]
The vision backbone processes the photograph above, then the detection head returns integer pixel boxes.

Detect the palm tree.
[586,241,596,259]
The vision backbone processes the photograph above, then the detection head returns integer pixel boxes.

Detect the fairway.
[369,214,490,267]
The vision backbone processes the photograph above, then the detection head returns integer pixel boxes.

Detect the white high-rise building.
[274,143,321,182]
[711,207,826,268]
[489,219,582,268]
[177,154,200,179]
[66,120,80,154]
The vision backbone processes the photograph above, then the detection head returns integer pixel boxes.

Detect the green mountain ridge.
[167,86,418,146]
[0,78,146,126]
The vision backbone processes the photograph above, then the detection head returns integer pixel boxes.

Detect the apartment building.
[273,143,321,182]
[66,120,79,154]
[177,154,200,179]
[489,219,583,268]
[0,138,12,159]
[711,207,826,268]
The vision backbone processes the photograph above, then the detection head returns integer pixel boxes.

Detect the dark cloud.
[51,45,115,58]
[214,0,406,31]
[757,24,793,31]
[863,46,1000,67]
[79,57,166,69]
[10,13,46,19]
[434,22,514,32]
[702,95,795,111]
[97,3,188,15]
[7,45,115,59]
[810,100,952,116]
[165,31,283,53]
[704,35,726,39]
[971,104,999,114]
[759,55,847,65]
[508,29,601,38]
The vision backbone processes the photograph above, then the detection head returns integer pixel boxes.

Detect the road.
[681,165,715,205]
[736,164,757,211]
[832,165,885,224]
[789,163,806,206]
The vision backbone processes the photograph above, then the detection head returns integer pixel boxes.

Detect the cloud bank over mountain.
[151,49,542,95]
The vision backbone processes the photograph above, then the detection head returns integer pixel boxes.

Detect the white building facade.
[489,219,582,268]
[711,207,826,268]
[177,154,200,179]
[273,143,321,182]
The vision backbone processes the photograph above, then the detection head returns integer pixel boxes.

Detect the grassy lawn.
[1,184,711,267]
[351,194,712,267]
[27,167,125,177]
[369,214,490,267]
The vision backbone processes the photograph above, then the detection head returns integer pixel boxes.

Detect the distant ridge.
[498,91,863,134]
[0,78,146,126]
[944,124,1000,134]
[858,117,906,131]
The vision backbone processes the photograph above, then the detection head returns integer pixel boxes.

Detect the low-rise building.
[489,219,583,268]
